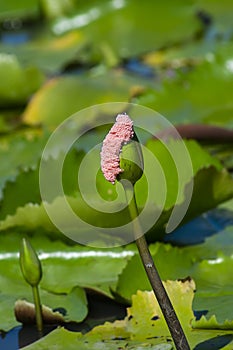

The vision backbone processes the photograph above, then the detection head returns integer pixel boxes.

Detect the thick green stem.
[123,182,190,350]
[32,285,43,332]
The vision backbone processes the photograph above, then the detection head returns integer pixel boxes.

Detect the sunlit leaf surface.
[22,280,233,350]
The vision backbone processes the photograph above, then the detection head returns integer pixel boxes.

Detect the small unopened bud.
[20,238,42,287]
[118,133,143,184]
[101,113,143,185]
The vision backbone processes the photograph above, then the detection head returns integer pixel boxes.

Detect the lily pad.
[22,71,149,127]
[192,252,233,324]
[115,228,233,325]
[0,146,83,220]
[0,128,48,201]
[0,0,202,71]
[193,315,233,330]
[22,280,233,350]
[52,0,201,59]
[0,0,38,21]
[0,285,87,332]
[0,232,133,330]
[0,30,88,73]
[23,326,173,350]
[115,243,194,303]
[135,55,233,128]
[0,139,232,247]
[0,53,44,107]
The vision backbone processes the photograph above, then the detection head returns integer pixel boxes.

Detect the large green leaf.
[22,72,150,127]
[115,226,233,326]
[0,233,133,293]
[0,147,83,220]
[0,0,38,21]
[135,55,233,127]
[0,0,201,73]
[0,129,51,228]
[0,287,87,332]
[0,129,48,200]
[144,138,222,210]
[2,0,233,74]
[51,0,201,57]
[192,252,233,324]
[0,233,133,331]
[193,315,233,330]
[0,53,44,107]
[182,223,233,259]
[22,326,173,350]
[22,280,233,350]
[115,243,193,302]
[0,30,88,74]
[0,139,232,245]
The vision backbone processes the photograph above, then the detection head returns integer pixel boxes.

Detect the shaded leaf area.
[22,280,233,350]
[0,232,134,331]
[164,206,233,245]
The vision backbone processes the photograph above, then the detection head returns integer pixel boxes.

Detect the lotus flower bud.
[20,238,42,287]
[101,113,143,185]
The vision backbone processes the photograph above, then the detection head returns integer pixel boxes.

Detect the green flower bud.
[118,133,144,185]
[20,238,42,287]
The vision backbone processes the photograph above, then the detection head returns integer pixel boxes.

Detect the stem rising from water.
[123,182,190,350]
